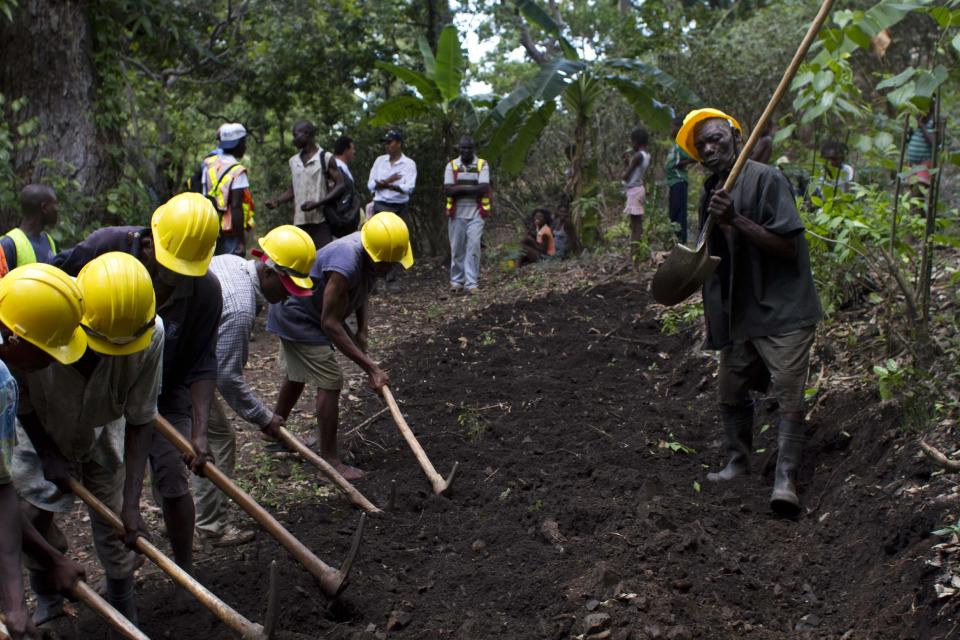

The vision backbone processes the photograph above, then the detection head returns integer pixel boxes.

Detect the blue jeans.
[448,216,485,289]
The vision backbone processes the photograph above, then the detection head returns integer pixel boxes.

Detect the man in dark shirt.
[676,108,822,516]
[267,212,412,481]
[50,193,222,572]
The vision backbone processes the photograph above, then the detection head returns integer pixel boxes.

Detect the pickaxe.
[381,386,458,496]
[152,415,365,598]
[69,479,274,640]
[275,426,382,514]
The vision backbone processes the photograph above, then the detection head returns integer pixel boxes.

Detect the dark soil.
[68,273,955,640]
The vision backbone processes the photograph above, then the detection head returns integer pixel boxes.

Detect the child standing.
[622,127,650,258]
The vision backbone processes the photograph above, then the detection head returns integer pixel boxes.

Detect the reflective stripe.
[445,158,492,217]
[204,157,255,231]
[2,228,56,267]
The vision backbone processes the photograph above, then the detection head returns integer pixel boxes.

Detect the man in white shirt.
[266,120,344,250]
[366,129,417,221]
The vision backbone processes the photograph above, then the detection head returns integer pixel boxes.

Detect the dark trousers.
[373,200,409,224]
[297,222,333,250]
[668,182,689,244]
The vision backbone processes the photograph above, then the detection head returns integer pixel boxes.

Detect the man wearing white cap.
[203,122,255,257]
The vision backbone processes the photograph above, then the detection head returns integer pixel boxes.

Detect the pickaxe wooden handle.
[152,415,364,598]
[276,426,382,514]
[72,580,151,640]
[68,479,268,640]
[381,386,459,496]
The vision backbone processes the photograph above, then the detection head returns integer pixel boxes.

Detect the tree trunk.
[0,0,116,224]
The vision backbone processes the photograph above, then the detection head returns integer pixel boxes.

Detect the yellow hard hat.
[675,108,743,162]
[360,211,413,269]
[252,225,315,296]
[77,252,157,356]
[0,264,87,364]
[151,193,220,276]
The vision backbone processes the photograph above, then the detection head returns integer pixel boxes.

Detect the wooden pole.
[152,415,361,597]
[277,427,382,514]
[381,386,458,496]
[72,580,151,640]
[68,479,266,640]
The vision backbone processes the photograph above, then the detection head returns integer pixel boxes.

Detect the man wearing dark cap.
[676,108,822,517]
[366,129,417,222]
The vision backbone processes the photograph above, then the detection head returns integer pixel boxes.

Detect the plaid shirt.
[210,255,272,427]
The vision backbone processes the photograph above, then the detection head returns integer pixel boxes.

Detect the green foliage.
[660,302,704,336]
[873,358,908,401]
[933,517,960,537]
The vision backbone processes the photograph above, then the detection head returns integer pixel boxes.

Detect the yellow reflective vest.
[445,158,491,218]
[203,155,255,232]
[1,228,57,270]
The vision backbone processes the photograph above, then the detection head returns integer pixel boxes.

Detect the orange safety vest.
[0,245,8,278]
[445,158,491,218]
[203,155,256,232]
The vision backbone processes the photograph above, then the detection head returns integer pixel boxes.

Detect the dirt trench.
[68,278,953,639]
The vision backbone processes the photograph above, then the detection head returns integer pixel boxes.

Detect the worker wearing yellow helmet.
[267,211,413,480]
[44,192,222,577]
[11,253,161,627]
[678,108,821,517]
[0,264,87,638]
[193,225,316,547]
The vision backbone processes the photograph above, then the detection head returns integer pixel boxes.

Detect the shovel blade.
[651,242,720,306]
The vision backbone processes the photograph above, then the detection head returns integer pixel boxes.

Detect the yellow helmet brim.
[39,326,88,365]
[85,326,154,357]
[675,108,743,162]
[153,239,213,277]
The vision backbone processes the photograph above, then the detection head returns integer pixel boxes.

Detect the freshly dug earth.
[70,276,953,639]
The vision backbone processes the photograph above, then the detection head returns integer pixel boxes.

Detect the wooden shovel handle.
[700,0,836,246]
[276,427,382,514]
[67,479,265,639]
[72,580,151,640]
[381,386,443,488]
[151,415,348,597]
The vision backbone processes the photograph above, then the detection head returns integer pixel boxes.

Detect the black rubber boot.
[106,575,139,627]
[30,570,64,624]
[770,419,805,516]
[706,403,754,482]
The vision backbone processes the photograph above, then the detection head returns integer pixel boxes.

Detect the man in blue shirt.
[0,185,59,273]
[267,212,412,480]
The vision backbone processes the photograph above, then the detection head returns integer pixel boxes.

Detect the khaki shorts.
[279,340,343,391]
[718,326,816,413]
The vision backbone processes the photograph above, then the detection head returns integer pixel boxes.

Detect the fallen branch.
[343,407,390,437]
[920,440,960,473]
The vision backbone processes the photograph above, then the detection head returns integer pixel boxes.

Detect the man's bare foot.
[333,462,366,481]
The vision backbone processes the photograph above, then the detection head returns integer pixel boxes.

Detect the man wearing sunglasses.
[10,253,161,628]
[193,225,316,547]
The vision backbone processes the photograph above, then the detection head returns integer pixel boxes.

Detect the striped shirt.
[907,122,934,164]
[210,255,272,427]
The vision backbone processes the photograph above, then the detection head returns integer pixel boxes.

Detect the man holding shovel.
[11,253,162,627]
[268,211,413,481]
[0,265,87,639]
[194,225,316,545]
[676,108,821,516]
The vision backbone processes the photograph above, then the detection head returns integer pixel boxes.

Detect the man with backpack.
[266,120,345,250]
[202,122,255,257]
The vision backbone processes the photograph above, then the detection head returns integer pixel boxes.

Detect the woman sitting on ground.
[519,208,556,266]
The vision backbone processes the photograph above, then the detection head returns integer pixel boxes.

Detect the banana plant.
[367,25,477,134]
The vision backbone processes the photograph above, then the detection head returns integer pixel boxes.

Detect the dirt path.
[61,261,955,639]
